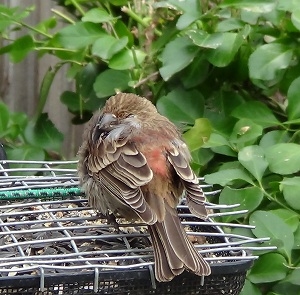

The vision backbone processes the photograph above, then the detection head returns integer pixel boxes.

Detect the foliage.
[1,0,300,293]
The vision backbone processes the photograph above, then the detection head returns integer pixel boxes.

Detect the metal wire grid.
[0,160,276,293]
[0,160,79,192]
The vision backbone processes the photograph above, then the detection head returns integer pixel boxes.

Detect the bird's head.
[103,93,157,120]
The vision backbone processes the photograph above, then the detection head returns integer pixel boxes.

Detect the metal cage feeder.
[0,160,275,295]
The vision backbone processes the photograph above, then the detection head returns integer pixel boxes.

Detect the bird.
[77,93,211,282]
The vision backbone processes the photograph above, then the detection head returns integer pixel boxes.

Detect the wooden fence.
[0,0,84,158]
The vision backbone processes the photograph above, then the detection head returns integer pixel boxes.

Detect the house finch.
[78,93,211,282]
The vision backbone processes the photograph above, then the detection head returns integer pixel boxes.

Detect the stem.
[109,22,119,39]
[289,129,300,142]
[70,0,86,16]
[134,71,159,88]
[51,9,75,24]
[14,21,52,38]
[0,12,52,38]
[260,185,298,215]
[121,6,162,37]
[131,47,140,69]
[292,257,300,267]
[35,47,78,52]
[33,62,65,122]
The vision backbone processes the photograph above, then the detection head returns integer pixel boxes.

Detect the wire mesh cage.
[0,160,275,295]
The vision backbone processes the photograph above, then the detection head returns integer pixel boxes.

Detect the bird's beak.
[98,113,117,129]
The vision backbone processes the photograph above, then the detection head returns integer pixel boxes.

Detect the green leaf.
[36,65,63,122]
[78,63,98,99]
[280,177,300,210]
[54,22,107,49]
[24,114,64,152]
[249,43,293,81]
[10,112,28,130]
[176,2,202,29]
[6,145,45,165]
[0,102,9,136]
[156,89,204,125]
[188,31,225,49]
[190,148,214,167]
[238,145,268,181]
[211,146,237,157]
[250,210,294,259]
[230,119,263,149]
[284,264,300,285]
[259,130,290,148]
[287,76,300,120]
[265,143,300,175]
[204,131,237,156]
[221,0,276,13]
[108,0,127,5]
[35,16,57,34]
[277,0,300,12]
[205,32,244,67]
[219,186,263,222]
[181,56,209,88]
[240,279,262,295]
[291,9,300,30]
[216,18,245,32]
[155,0,202,29]
[92,36,128,60]
[159,36,199,81]
[0,5,33,32]
[248,253,288,283]
[9,35,34,63]
[60,91,81,112]
[202,133,231,148]
[273,282,300,295]
[271,209,299,232]
[81,8,116,23]
[93,69,131,98]
[114,20,134,47]
[183,118,212,151]
[232,101,281,128]
[0,5,15,32]
[205,168,254,186]
[294,225,300,249]
[212,90,246,117]
[109,48,146,70]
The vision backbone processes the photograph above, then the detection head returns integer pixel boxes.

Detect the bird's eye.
[92,127,109,143]
[100,130,109,139]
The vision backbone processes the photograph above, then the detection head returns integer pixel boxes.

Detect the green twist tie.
[0,187,82,200]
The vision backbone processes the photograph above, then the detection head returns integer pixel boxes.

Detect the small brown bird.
[77,93,211,282]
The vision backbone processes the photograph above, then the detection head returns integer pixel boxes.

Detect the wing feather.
[87,137,157,224]
[167,140,208,219]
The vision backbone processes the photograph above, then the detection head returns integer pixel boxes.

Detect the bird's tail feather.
[148,207,211,282]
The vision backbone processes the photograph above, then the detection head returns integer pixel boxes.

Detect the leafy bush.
[1,0,300,294]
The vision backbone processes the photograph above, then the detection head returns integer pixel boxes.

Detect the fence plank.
[0,0,85,158]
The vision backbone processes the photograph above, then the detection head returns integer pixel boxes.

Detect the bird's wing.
[167,141,208,219]
[87,137,157,224]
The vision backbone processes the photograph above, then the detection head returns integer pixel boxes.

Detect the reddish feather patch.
[145,149,168,177]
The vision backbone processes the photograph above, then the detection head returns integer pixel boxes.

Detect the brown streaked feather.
[163,206,210,274]
[148,204,210,282]
[148,223,184,282]
[143,191,166,222]
[167,143,208,219]
[96,169,158,224]
[184,183,208,218]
